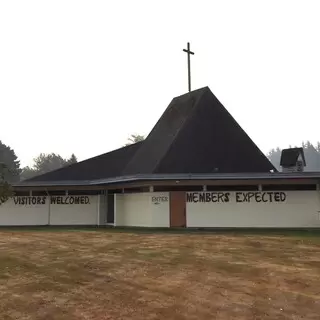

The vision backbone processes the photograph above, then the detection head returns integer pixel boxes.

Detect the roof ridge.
[171,86,209,100]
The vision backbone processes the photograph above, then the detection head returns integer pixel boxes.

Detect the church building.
[4,87,320,228]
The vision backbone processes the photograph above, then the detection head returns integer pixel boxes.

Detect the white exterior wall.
[186,191,320,228]
[50,196,98,225]
[0,195,99,226]
[115,192,170,227]
[150,193,170,227]
[1,190,319,228]
[0,197,49,226]
[115,193,151,227]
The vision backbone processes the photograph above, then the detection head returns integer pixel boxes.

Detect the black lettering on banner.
[187,192,232,203]
[236,192,242,202]
[193,193,198,202]
[247,192,255,202]
[280,192,286,202]
[274,192,280,202]
[186,193,193,202]
[13,196,47,206]
[50,196,90,205]
[199,193,205,202]
[217,193,224,202]
[242,192,249,202]
[186,192,287,204]
[211,193,218,202]
[262,193,268,202]
[152,196,169,204]
[255,193,262,202]
[12,195,93,206]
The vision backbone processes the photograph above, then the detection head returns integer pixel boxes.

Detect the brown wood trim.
[170,191,186,228]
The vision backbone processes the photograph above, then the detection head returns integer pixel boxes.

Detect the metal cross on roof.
[183,42,194,92]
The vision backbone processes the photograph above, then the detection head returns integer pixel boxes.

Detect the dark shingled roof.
[25,86,275,183]
[26,142,143,182]
[123,86,276,174]
[280,148,306,167]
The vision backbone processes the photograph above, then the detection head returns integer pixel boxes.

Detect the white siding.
[1,190,319,228]
[0,197,49,226]
[116,193,151,227]
[115,193,170,227]
[0,195,99,226]
[186,191,320,228]
[50,196,98,225]
[150,193,170,227]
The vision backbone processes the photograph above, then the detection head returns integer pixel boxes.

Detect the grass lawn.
[0,229,319,319]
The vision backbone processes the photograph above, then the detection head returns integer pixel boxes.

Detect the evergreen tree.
[267,141,320,171]
[0,141,21,183]
[0,163,13,205]
[125,134,145,146]
[20,153,78,181]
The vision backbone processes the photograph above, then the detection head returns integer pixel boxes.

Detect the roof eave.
[12,172,320,188]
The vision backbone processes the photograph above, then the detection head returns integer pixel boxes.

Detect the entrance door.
[107,194,115,224]
[170,191,186,227]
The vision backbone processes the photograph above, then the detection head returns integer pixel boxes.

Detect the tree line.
[0,141,78,182]
[0,134,145,184]
[267,141,320,171]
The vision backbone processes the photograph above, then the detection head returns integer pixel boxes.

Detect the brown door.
[170,191,186,227]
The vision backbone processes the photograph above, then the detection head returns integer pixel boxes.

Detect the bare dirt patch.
[0,230,319,319]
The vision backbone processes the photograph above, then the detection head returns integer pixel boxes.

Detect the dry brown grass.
[0,229,319,319]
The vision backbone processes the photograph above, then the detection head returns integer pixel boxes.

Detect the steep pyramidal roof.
[123,86,275,174]
[25,86,275,182]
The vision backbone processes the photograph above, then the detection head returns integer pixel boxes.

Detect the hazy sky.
[1,0,319,167]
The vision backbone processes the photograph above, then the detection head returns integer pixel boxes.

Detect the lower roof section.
[14,172,320,189]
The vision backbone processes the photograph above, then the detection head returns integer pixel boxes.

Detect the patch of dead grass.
[0,231,319,319]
